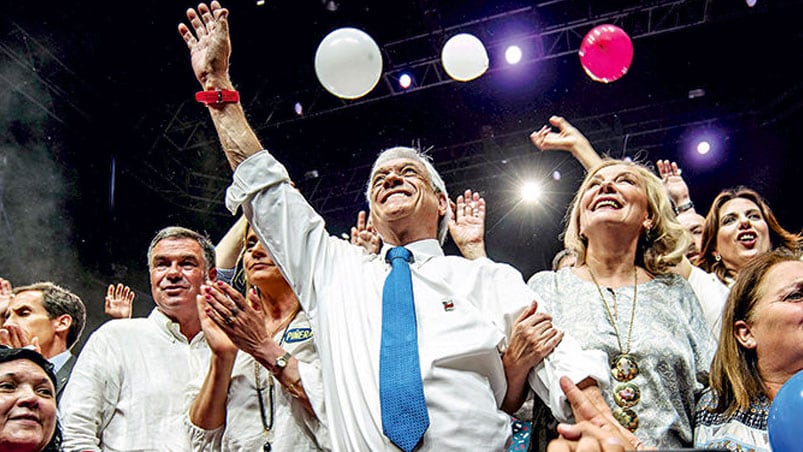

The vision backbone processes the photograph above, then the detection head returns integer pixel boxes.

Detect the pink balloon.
[579,24,634,83]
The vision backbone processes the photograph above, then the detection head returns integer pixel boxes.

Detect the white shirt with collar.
[226,150,608,452]
[184,310,329,452]
[60,308,210,452]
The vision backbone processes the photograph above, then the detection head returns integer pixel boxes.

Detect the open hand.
[105,283,135,319]
[350,210,381,254]
[201,281,270,358]
[655,159,691,205]
[448,189,487,259]
[178,1,232,89]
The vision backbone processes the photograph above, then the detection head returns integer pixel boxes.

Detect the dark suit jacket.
[55,353,75,403]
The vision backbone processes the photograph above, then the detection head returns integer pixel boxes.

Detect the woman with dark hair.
[698,187,801,286]
[694,248,803,450]
[0,347,61,452]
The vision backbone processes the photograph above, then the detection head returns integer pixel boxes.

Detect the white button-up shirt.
[227,150,608,451]
[60,309,210,451]
[184,310,329,451]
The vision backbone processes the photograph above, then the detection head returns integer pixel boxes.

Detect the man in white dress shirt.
[59,227,215,451]
[180,2,626,450]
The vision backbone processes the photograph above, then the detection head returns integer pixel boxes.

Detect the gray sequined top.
[528,268,715,448]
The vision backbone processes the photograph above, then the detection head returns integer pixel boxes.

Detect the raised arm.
[216,214,247,270]
[178,1,260,169]
[350,210,381,255]
[105,283,135,319]
[530,116,603,171]
[656,160,701,279]
[655,159,696,212]
[448,189,488,259]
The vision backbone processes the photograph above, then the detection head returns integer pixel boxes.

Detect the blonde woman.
[527,159,715,448]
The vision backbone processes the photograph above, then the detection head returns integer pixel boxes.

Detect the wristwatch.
[275,352,292,371]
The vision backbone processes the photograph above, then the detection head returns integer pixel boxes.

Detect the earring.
[645,226,654,243]
[714,253,722,262]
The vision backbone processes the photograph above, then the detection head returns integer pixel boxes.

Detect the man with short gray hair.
[60,226,215,451]
[181,3,618,450]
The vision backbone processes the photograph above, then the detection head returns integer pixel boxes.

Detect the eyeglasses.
[611,353,641,432]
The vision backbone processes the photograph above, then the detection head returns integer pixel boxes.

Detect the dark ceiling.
[1,0,802,340]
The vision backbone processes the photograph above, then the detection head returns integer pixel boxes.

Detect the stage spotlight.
[521,182,542,203]
[293,102,303,116]
[399,73,413,89]
[552,170,561,181]
[256,0,265,5]
[505,45,522,65]
[696,140,711,155]
[686,127,722,170]
[746,0,757,7]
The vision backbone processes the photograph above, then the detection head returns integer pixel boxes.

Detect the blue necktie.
[380,246,430,452]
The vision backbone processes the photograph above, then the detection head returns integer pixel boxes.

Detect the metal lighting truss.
[145,0,718,217]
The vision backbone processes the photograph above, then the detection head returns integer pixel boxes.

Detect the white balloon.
[314,27,383,99]
[441,33,489,82]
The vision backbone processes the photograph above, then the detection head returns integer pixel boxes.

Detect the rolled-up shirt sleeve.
[184,415,224,452]
[474,258,610,422]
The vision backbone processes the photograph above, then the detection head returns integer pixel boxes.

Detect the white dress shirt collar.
[380,238,443,266]
[150,308,203,345]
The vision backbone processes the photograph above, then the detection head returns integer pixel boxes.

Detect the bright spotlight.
[696,141,711,155]
[399,73,413,89]
[293,102,303,116]
[521,182,542,202]
[505,45,522,65]
[746,0,757,7]
[552,170,561,181]
[256,0,265,5]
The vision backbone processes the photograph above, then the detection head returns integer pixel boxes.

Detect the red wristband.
[195,89,240,106]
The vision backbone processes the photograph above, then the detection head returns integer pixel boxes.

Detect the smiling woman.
[527,158,715,448]
[0,347,61,452]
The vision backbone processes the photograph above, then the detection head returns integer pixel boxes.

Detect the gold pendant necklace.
[587,266,641,432]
